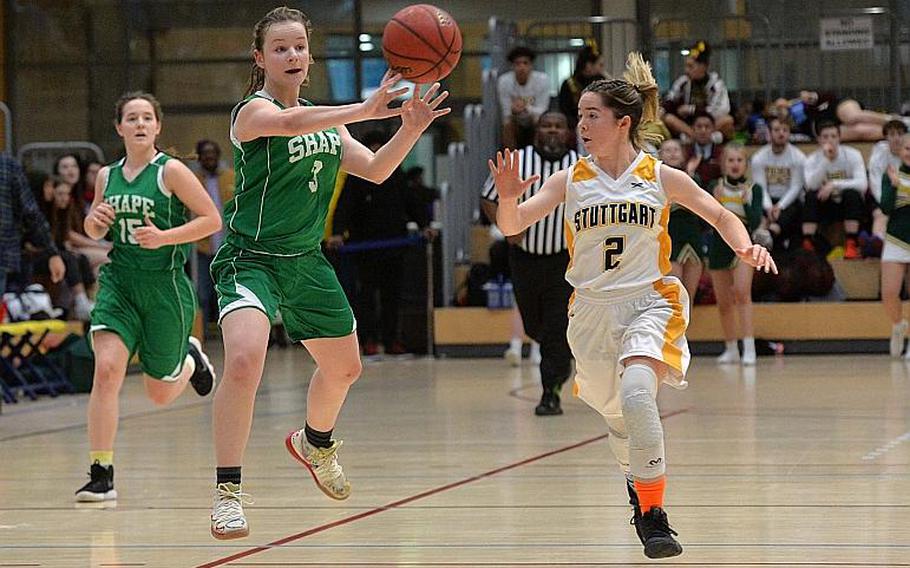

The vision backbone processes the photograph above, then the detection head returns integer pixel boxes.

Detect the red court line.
[196,408,688,568]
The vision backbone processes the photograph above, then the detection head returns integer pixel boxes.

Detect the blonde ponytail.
[622,52,662,149]
[583,52,664,149]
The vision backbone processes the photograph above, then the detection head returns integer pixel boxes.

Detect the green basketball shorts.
[90,264,196,380]
[211,241,355,342]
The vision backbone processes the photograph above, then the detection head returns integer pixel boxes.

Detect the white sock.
[509,337,522,352]
[742,337,756,356]
[183,353,196,378]
[725,340,737,353]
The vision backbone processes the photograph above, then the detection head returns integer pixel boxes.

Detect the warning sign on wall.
[819,17,874,51]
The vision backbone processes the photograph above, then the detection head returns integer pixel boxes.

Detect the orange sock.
[634,476,666,512]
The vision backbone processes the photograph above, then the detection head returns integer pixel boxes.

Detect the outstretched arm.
[341,83,450,184]
[233,72,408,142]
[488,149,567,236]
[663,165,776,273]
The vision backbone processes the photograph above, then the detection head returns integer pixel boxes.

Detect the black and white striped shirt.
[481,145,579,255]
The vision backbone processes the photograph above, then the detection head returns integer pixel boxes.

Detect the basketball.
[382,4,462,83]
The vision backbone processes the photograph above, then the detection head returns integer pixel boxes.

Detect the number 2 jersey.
[564,151,672,293]
[103,152,189,271]
[224,91,343,256]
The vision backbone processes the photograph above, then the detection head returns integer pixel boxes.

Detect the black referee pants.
[508,246,573,393]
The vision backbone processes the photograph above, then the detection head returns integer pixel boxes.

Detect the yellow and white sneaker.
[285,430,352,500]
[210,482,252,540]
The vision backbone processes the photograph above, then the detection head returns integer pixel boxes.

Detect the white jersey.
[564,151,671,294]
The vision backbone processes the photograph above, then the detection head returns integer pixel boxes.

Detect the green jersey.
[102,152,189,271]
[224,91,344,256]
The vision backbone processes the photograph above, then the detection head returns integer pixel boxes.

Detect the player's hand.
[818,182,834,202]
[487,149,540,201]
[769,204,781,222]
[736,244,777,274]
[887,165,900,187]
[360,71,409,121]
[87,202,116,232]
[325,234,344,250]
[400,83,450,133]
[48,254,66,283]
[133,215,169,249]
[686,154,701,177]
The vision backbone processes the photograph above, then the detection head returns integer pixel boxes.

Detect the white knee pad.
[620,364,666,479]
[605,415,631,476]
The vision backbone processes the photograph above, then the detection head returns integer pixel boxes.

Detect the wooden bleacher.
[434,301,896,345]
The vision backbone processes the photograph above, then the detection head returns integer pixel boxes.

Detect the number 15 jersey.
[564,151,672,293]
[225,91,344,256]
[103,152,189,271]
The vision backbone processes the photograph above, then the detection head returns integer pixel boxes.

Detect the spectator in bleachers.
[497,46,550,149]
[558,43,605,132]
[52,154,111,275]
[751,116,807,252]
[36,177,96,320]
[685,111,723,189]
[192,139,234,325]
[662,40,733,141]
[775,91,910,143]
[802,120,867,259]
[330,130,428,356]
[868,120,908,238]
[0,153,65,294]
[54,154,86,211]
[879,133,910,357]
[82,160,103,209]
[707,143,765,366]
[661,138,703,300]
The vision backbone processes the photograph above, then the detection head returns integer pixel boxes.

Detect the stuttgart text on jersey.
[572,201,659,233]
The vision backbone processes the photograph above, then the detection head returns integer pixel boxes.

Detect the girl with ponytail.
[488,52,776,559]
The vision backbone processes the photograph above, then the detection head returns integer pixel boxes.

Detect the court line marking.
[223,563,909,567]
[861,430,910,461]
[196,408,687,568]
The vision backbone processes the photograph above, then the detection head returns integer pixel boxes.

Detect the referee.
[481,111,579,415]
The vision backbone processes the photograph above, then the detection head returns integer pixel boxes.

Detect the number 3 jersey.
[224,91,343,256]
[564,151,672,293]
[103,152,189,271]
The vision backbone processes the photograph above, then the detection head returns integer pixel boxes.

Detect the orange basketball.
[382,4,462,83]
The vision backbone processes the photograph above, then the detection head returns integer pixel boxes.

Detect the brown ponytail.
[245,6,313,97]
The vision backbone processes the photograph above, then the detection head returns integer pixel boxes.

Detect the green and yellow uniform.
[212,91,355,341]
[90,152,197,380]
[706,177,764,270]
[881,165,910,251]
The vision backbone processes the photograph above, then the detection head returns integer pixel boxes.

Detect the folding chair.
[0,320,70,401]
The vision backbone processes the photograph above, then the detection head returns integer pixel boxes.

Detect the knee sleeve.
[620,364,666,479]
[605,415,631,477]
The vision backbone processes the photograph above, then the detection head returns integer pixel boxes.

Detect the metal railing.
[17,142,106,175]
[439,69,501,306]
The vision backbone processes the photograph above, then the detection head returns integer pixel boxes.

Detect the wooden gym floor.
[1,347,908,567]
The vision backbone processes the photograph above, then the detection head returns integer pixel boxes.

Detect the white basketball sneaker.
[716,349,740,364]
[210,482,251,540]
[285,430,352,500]
[891,320,908,357]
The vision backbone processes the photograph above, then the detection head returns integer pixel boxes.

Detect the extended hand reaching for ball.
[360,71,409,121]
[401,83,450,133]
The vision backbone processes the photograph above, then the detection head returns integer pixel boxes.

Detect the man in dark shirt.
[0,153,65,294]
[330,131,429,356]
